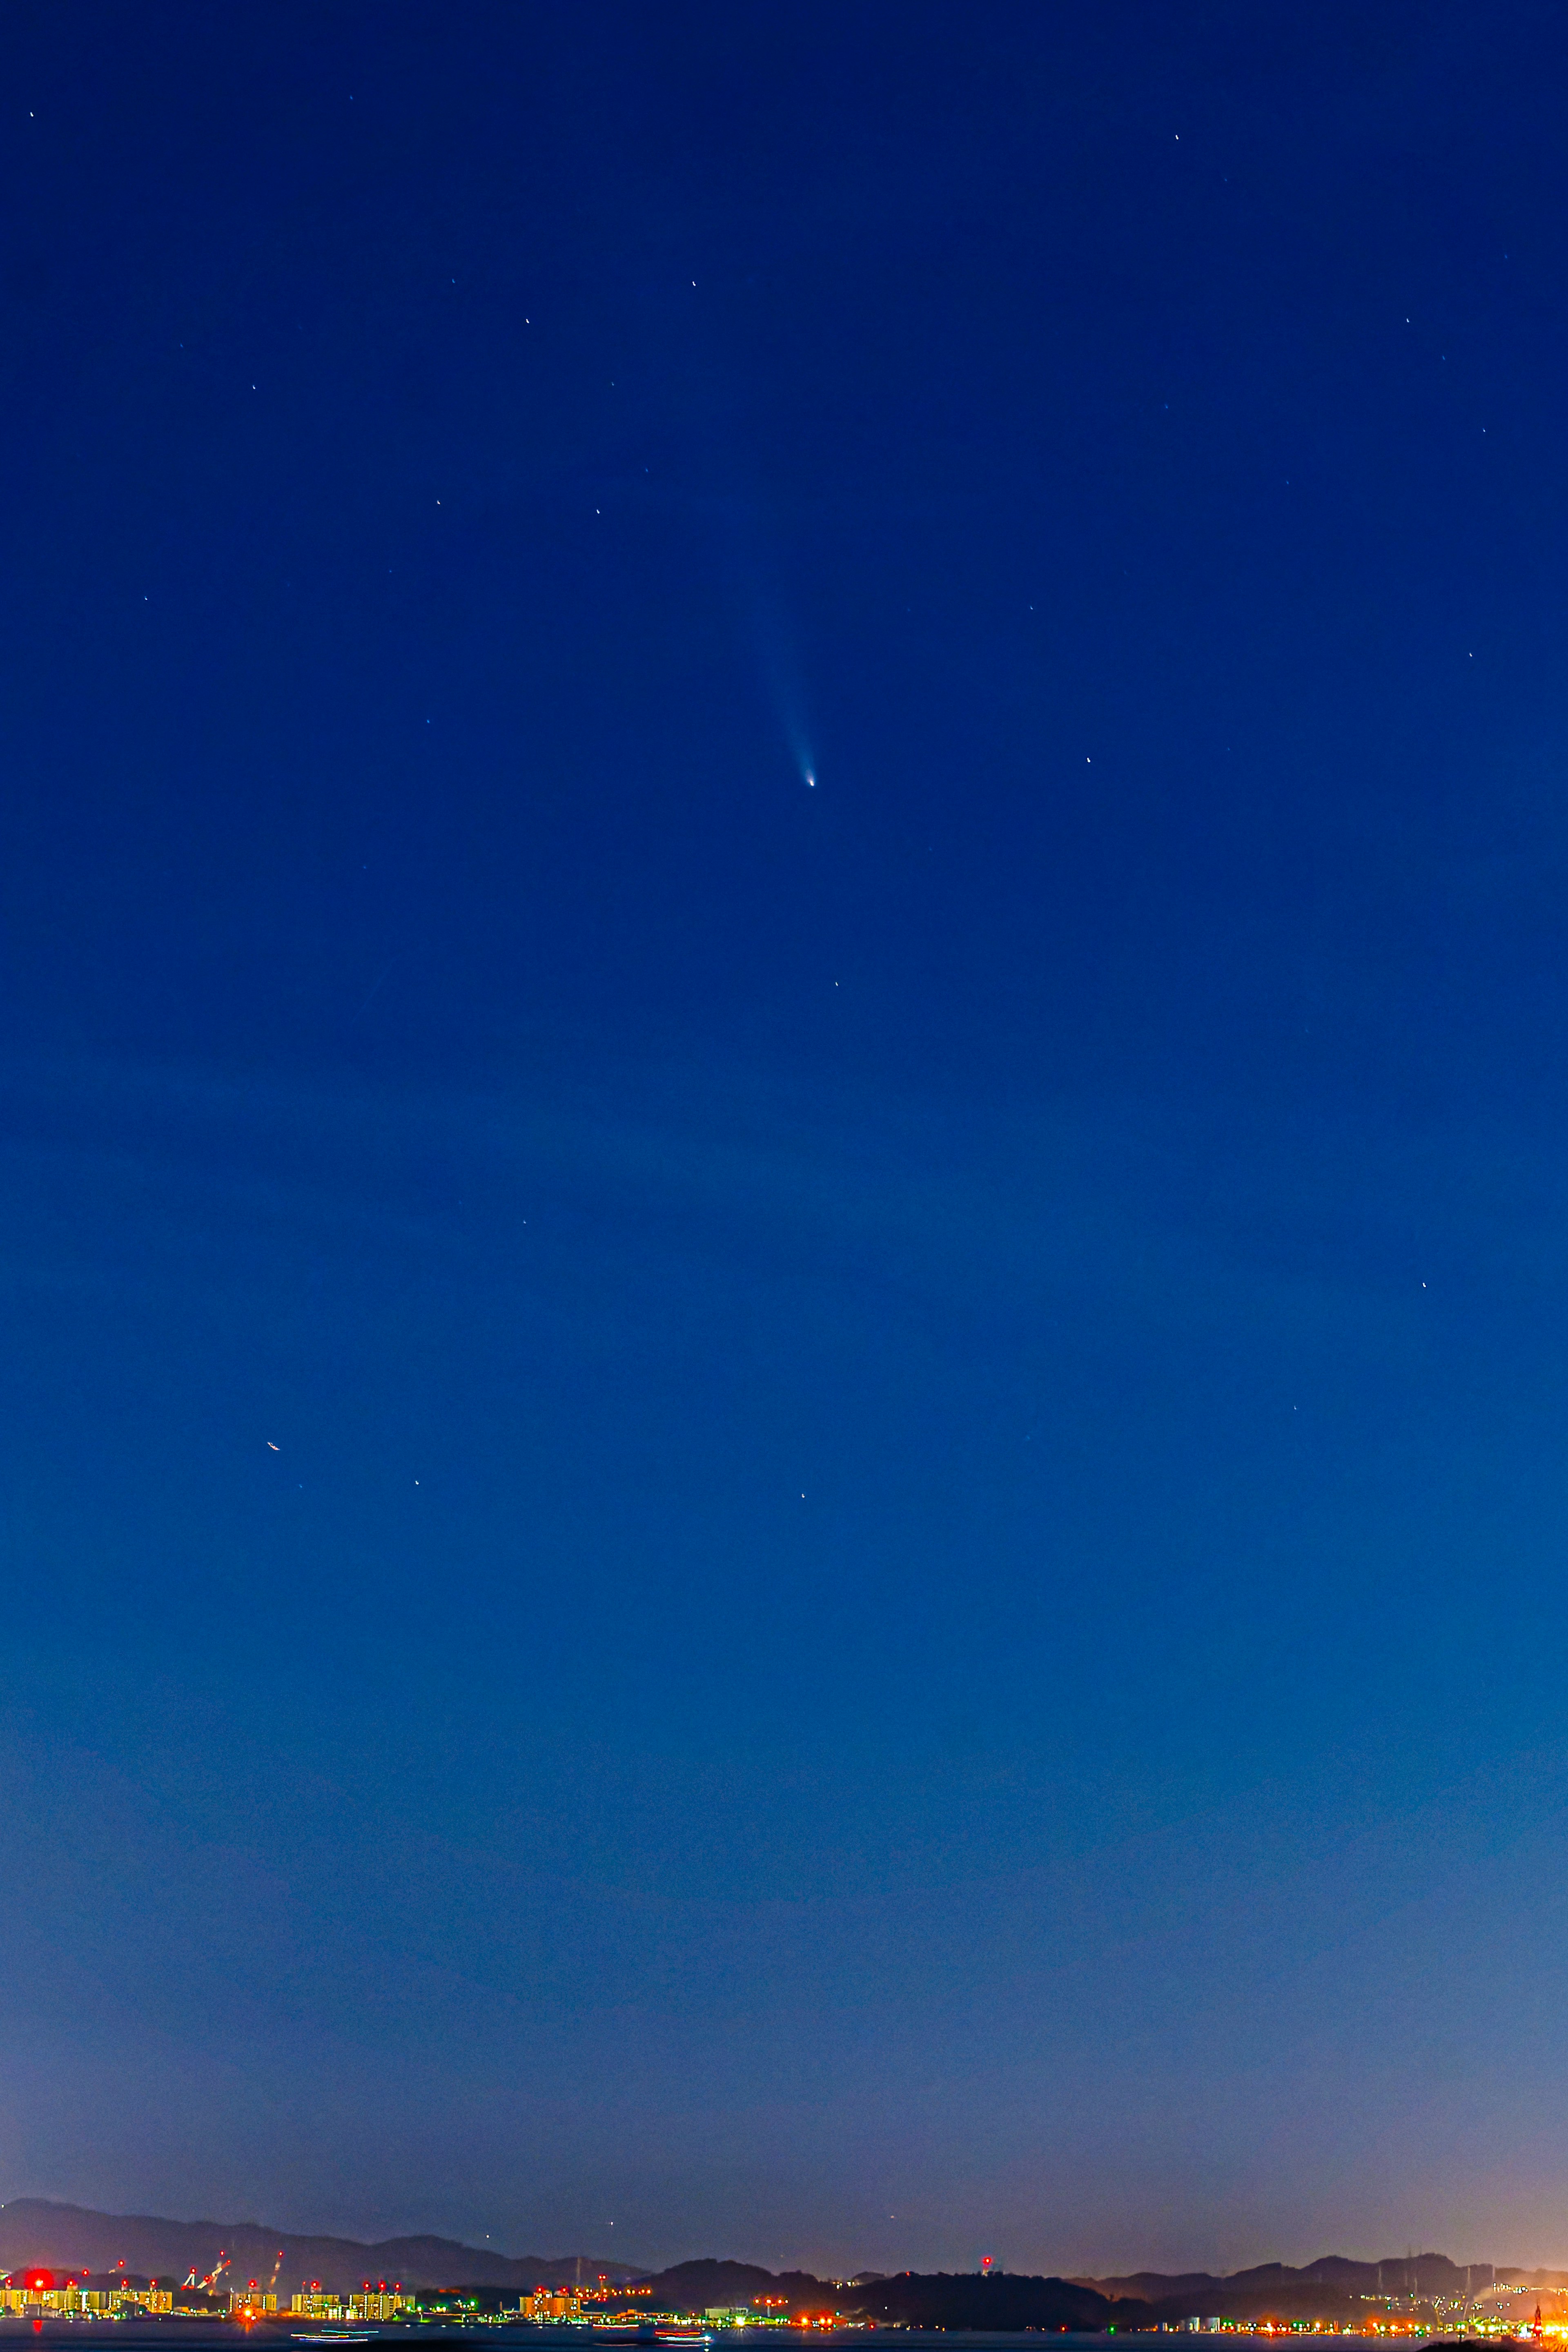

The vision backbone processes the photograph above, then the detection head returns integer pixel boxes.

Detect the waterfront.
[0,2330,1546,2348]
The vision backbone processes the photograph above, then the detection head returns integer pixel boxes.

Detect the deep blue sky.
[5,0,1568,2278]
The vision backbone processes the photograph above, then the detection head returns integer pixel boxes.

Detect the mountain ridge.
[1074,2256,1490,2297]
[0,2208,1529,2318]
[0,2202,636,2294]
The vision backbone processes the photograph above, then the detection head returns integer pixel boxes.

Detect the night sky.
[6,0,1568,2281]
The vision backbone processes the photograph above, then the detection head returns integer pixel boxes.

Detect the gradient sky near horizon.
[7,0,1568,2281]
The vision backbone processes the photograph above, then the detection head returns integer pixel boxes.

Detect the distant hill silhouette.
[629,2263,1125,2331]
[633,2262,831,2310]
[0,2212,1506,2325]
[0,2202,636,2294]
[1071,2254,1491,2325]
[849,2273,1127,2331]
[1078,2256,1483,2300]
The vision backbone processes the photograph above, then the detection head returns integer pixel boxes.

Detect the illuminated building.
[530,2287,586,2320]
[351,2291,407,2320]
